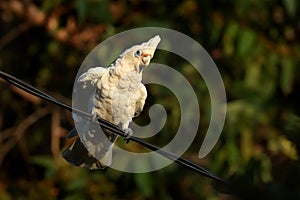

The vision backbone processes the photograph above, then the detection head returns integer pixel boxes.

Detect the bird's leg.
[123,128,133,144]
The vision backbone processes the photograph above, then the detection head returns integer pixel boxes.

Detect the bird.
[62,35,161,169]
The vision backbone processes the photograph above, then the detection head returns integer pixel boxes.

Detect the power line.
[0,70,225,183]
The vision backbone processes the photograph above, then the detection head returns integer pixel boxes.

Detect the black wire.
[0,70,225,183]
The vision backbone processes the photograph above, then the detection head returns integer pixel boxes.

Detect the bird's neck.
[107,60,143,91]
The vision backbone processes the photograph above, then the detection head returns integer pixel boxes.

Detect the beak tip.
[148,35,161,48]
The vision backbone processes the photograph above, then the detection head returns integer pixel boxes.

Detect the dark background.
[1,0,300,199]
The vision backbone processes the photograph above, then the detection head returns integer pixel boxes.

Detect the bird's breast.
[93,71,142,126]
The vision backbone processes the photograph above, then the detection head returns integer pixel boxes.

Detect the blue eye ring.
[134,49,142,58]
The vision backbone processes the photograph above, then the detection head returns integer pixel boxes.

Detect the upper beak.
[140,35,161,65]
[145,35,161,50]
[142,35,161,56]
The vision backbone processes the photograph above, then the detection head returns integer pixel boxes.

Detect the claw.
[91,113,99,123]
[123,128,133,143]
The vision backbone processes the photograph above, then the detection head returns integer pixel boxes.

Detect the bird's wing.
[134,83,147,117]
[77,67,107,88]
[68,66,117,168]
[72,67,107,123]
[64,119,118,169]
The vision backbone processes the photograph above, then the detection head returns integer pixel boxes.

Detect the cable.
[0,70,225,183]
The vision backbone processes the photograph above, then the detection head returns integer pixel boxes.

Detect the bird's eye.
[134,50,142,58]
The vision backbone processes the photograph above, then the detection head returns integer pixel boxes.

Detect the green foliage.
[134,173,153,197]
[76,0,112,23]
[1,0,300,199]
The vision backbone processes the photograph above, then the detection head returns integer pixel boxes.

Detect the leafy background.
[1,0,300,199]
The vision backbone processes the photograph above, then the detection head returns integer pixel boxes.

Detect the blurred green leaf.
[244,62,261,91]
[283,0,297,17]
[134,173,153,197]
[280,57,295,95]
[226,139,240,174]
[29,156,57,178]
[42,0,62,12]
[259,155,272,183]
[237,29,256,56]
[223,21,239,56]
[65,178,87,192]
[76,0,112,23]
[76,0,88,22]
[241,129,253,162]
[0,190,12,200]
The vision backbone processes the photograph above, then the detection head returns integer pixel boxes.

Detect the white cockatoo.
[63,35,161,169]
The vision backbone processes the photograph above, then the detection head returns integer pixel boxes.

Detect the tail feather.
[66,127,78,139]
[62,138,107,169]
[62,127,116,169]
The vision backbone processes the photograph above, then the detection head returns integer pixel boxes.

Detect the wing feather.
[72,67,107,123]
[77,67,107,88]
[134,83,147,117]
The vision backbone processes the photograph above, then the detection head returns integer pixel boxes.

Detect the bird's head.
[117,35,161,72]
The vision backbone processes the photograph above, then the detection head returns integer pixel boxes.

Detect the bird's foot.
[123,128,133,144]
[90,113,99,123]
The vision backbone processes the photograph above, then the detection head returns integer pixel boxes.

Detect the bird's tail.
[62,128,116,170]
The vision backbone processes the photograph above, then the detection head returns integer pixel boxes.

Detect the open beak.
[141,55,151,65]
[141,35,161,65]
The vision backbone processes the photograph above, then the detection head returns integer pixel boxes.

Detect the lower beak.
[142,56,151,65]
